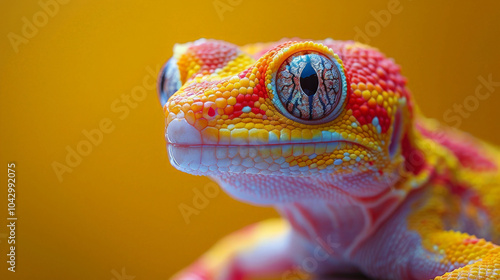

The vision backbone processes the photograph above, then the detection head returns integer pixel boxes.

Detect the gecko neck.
[275,180,411,258]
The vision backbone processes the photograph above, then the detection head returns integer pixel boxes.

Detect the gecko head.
[158,39,416,202]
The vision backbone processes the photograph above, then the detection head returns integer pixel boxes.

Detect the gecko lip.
[165,119,372,149]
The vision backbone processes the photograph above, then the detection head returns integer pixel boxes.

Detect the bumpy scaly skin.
[159,39,500,279]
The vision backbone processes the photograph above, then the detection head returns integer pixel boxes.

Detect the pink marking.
[463,237,479,245]
[430,168,489,213]
[417,123,497,171]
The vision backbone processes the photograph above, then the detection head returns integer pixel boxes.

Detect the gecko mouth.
[167,140,368,148]
[164,118,378,176]
[167,141,374,176]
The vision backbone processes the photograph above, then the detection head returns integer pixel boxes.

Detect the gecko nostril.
[208,107,216,117]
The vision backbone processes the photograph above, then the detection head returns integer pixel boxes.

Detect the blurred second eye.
[158,57,181,106]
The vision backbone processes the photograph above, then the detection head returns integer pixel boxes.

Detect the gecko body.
[158,39,500,279]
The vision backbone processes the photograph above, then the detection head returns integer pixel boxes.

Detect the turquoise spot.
[372,117,382,134]
[242,106,251,113]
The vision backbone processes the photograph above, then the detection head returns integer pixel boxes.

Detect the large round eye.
[158,57,181,106]
[276,51,345,123]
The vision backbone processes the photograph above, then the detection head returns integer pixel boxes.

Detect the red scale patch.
[333,45,411,134]
[180,40,240,82]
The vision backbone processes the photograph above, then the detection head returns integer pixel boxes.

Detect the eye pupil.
[300,62,319,96]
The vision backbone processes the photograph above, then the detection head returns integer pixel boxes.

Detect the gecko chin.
[165,123,402,204]
[166,141,400,204]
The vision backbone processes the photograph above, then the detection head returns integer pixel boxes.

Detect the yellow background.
[1,0,500,279]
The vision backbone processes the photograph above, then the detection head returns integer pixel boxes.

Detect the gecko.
[157,38,500,280]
